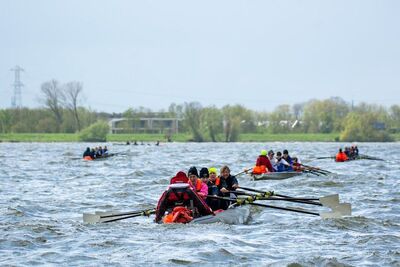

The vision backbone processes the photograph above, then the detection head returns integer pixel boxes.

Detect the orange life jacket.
[336,152,349,162]
[83,156,92,161]
[162,206,193,224]
[252,165,267,174]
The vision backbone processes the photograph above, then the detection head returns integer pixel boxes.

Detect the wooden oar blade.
[83,213,101,224]
[319,194,339,208]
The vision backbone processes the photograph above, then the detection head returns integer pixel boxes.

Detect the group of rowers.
[335,145,359,162]
[156,149,302,223]
[251,149,301,174]
[82,146,109,160]
[155,165,240,223]
[126,140,160,146]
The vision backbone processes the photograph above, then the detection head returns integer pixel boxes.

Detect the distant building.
[109,117,182,134]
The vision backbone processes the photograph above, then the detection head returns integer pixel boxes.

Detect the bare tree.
[41,80,65,132]
[64,81,83,131]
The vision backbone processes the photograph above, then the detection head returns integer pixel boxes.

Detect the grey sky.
[1,0,399,113]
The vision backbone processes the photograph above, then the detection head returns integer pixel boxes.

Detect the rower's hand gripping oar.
[83,209,155,224]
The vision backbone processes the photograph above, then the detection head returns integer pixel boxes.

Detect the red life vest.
[163,206,193,224]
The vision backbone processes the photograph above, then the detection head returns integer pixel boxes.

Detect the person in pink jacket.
[187,166,208,199]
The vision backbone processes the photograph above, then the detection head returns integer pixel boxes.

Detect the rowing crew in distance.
[82,146,109,160]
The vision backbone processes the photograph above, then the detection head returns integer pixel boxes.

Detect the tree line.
[0,80,399,142]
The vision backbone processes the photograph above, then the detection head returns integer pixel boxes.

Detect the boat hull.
[191,206,250,224]
[251,171,302,180]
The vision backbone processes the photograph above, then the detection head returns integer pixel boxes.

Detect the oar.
[233,168,252,177]
[83,209,155,224]
[206,195,346,218]
[300,164,332,174]
[229,191,323,206]
[238,186,340,208]
[357,154,384,161]
[301,169,321,176]
[316,156,335,160]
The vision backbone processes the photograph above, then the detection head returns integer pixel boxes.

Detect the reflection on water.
[0,142,399,266]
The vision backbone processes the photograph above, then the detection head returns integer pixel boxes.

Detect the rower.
[292,157,303,172]
[187,167,208,199]
[254,149,274,173]
[96,146,103,158]
[83,147,91,158]
[275,151,293,172]
[268,150,278,171]
[199,167,209,185]
[335,148,349,162]
[282,149,293,165]
[90,148,96,159]
[206,167,226,211]
[219,165,239,210]
[103,146,109,155]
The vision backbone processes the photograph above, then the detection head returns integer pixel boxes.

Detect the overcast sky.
[1,0,399,113]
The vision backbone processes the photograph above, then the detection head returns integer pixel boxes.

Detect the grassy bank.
[0,132,399,142]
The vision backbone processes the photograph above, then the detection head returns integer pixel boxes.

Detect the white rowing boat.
[250,171,302,181]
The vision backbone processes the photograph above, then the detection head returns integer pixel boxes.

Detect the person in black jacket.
[219,165,239,210]
[83,147,91,158]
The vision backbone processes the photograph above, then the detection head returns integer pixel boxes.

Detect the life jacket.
[195,179,202,192]
[155,182,212,223]
[162,206,193,224]
[293,163,302,172]
[83,156,92,161]
[335,152,349,162]
[252,165,267,174]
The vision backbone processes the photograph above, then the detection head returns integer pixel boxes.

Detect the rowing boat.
[250,171,302,181]
[83,153,116,161]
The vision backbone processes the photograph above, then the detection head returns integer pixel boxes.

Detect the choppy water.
[0,142,399,266]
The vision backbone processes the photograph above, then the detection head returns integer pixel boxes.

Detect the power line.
[10,65,24,108]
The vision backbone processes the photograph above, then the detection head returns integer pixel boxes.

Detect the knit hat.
[208,167,218,174]
[261,150,267,156]
[199,167,209,178]
[188,166,199,177]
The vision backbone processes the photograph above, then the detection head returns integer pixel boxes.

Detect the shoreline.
[0,133,399,142]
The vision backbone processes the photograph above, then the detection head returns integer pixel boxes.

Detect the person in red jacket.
[335,148,349,162]
[255,149,274,172]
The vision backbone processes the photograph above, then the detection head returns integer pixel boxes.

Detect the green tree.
[201,106,223,142]
[183,102,204,142]
[78,121,110,142]
[268,104,293,133]
[222,104,251,141]
[302,97,349,133]
[340,111,393,142]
